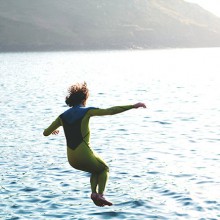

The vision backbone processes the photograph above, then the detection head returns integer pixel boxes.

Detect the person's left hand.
[133,102,147,109]
[52,130,59,135]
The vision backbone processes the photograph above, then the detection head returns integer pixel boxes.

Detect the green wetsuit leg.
[67,143,109,194]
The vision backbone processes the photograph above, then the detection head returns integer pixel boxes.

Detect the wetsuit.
[43,105,134,194]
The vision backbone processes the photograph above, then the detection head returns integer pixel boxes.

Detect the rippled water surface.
[0,48,220,219]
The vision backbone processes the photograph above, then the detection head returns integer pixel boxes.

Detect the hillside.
[1,0,220,52]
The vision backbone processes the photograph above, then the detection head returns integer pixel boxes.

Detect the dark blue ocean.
[0,48,220,219]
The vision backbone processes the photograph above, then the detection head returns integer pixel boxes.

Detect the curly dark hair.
[65,82,89,107]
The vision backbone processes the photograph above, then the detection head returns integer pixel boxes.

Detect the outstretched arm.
[88,103,146,117]
[43,117,62,136]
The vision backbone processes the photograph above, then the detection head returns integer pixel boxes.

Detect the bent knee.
[100,164,109,173]
[93,164,109,175]
[105,165,109,173]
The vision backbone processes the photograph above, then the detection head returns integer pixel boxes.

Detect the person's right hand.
[52,130,59,135]
[133,102,147,109]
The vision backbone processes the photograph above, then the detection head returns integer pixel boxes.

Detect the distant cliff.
[1,0,220,52]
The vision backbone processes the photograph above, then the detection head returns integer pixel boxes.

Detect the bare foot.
[91,193,104,207]
[96,194,113,206]
[91,193,113,206]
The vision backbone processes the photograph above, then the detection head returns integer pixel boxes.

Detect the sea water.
[0,48,219,219]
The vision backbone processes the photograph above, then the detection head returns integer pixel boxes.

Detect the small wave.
[174,212,189,217]
[180,117,196,121]
[177,197,193,206]
[90,211,126,218]
[19,187,38,192]
[147,157,156,160]
[197,180,214,184]
[170,173,194,178]
[147,171,160,174]
[153,121,172,125]
[117,199,153,209]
